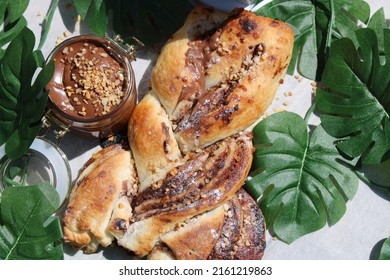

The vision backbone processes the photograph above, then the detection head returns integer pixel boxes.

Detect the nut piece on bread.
[62,145,138,253]
[152,5,294,152]
[209,188,266,259]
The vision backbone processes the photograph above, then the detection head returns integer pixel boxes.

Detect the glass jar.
[0,137,71,209]
[45,34,137,138]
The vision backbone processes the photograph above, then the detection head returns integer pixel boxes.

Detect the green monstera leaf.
[0,0,29,53]
[367,8,388,54]
[246,112,358,244]
[107,0,190,45]
[73,0,93,20]
[254,0,370,80]
[0,27,54,160]
[72,0,190,45]
[72,0,108,36]
[0,0,29,23]
[0,183,63,260]
[379,237,390,260]
[316,28,390,164]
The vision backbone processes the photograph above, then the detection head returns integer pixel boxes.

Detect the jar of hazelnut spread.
[46,34,137,138]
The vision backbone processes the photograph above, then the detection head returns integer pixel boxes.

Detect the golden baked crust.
[147,244,175,260]
[128,93,183,192]
[62,145,137,253]
[152,6,294,152]
[132,206,225,260]
[160,205,224,260]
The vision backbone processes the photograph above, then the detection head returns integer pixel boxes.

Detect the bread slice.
[117,132,253,256]
[152,5,294,152]
[62,145,138,253]
[128,93,183,192]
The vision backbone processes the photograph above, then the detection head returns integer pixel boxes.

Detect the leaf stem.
[304,100,316,124]
[4,177,22,187]
[38,0,60,50]
[20,155,31,186]
[325,0,335,55]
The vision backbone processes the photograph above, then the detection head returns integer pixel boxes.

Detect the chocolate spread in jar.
[48,39,127,119]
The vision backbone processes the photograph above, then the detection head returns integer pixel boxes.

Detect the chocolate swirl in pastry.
[152,5,294,152]
[117,132,253,256]
[151,6,227,118]
[146,188,266,260]
[62,145,138,253]
[62,4,294,260]
[209,188,266,260]
[155,205,225,260]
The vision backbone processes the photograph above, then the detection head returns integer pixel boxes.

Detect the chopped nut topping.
[60,42,126,117]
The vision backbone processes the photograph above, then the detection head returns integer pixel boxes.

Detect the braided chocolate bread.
[62,4,294,260]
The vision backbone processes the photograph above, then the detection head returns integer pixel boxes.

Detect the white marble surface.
[22,0,390,260]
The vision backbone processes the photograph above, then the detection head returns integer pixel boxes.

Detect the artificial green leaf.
[0,182,63,260]
[367,8,388,55]
[3,0,29,23]
[0,0,6,24]
[246,111,358,244]
[0,27,54,160]
[93,0,103,9]
[331,0,370,43]
[89,0,108,37]
[0,0,28,49]
[254,0,370,80]
[107,0,191,45]
[379,237,390,260]
[72,0,190,45]
[255,0,321,79]
[357,158,390,189]
[0,16,27,48]
[316,28,390,164]
[73,0,92,20]
[38,0,60,50]
[72,0,108,37]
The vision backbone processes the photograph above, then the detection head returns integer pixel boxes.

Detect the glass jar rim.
[46,34,136,124]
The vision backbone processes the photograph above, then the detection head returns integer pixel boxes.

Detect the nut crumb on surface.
[273,107,285,113]
[55,36,64,46]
